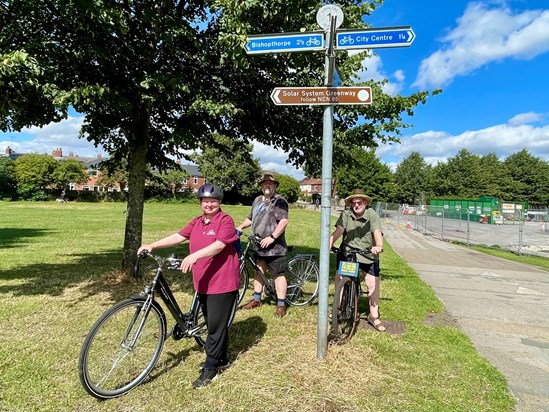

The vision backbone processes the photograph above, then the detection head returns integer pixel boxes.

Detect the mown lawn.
[0,202,514,412]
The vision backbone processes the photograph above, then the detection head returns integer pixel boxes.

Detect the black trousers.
[197,290,237,370]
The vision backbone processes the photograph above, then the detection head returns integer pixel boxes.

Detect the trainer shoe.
[241,299,262,310]
[274,305,287,318]
[192,368,218,389]
[199,359,231,370]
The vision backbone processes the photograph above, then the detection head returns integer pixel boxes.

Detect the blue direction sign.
[336,26,415,50]
[245,32,324,54]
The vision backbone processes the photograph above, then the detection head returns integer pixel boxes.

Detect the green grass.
[0,202,515,411]
[466,243,549,271]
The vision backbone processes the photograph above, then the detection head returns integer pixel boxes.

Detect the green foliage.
[16,184,48,201]
[336,148,395,202]
[190,134,262,203]
[0,157,17,198]
[393,151,432,204]
[503,149,549,205]
[51,158,88,189]
[14,154,58,188]
[275,174,301,203]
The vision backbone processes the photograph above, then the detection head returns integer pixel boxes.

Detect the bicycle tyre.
[78,297,166,399]
[331,277,358,343]
[285,256,319,306]
[192,294,238,348]
[238,262,250,305]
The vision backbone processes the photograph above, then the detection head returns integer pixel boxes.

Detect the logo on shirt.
[205,229,216,236]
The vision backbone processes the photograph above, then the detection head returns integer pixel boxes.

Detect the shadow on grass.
[135,316,267,390]
[0,227,55,248]
[0,247,196,303]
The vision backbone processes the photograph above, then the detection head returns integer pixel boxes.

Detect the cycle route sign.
[270,86,372,106]
[336,26,415,50]
[245,32,325,54]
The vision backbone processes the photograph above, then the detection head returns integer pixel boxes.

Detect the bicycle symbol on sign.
[339,35,355,45]
[306,37,321,46]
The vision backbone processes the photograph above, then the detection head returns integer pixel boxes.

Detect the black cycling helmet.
[197,184,224,201]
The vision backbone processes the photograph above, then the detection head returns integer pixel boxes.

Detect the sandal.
[368,315,386,332]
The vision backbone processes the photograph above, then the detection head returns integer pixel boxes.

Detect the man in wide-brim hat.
[257,173,279,187]
[344,188,372,206]
[329,188,386,331]
[237,171,289,317]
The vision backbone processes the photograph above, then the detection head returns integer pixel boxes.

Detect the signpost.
[244,5,415,360]
[270,87,372,106]
[336,26,415,50]
[245,32,324,54]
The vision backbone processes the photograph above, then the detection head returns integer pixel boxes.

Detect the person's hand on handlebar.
[371,245,383,255]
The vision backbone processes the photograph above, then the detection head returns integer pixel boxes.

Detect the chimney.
[5,146,14,155]
[97,153,102,160]
[52,148,62,157]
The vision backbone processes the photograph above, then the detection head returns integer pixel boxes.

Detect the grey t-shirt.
[248,194,288,256]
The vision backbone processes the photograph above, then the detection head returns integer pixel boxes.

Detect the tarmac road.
[383,221,549,412]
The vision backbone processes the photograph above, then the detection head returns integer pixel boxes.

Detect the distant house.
[180,164,206,191]
[299,177,322,196]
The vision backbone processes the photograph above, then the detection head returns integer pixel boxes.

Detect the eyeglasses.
[351,201,364,206]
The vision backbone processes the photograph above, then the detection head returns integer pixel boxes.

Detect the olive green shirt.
[335,208,382,264]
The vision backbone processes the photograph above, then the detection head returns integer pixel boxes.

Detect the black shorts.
[253,253,287,276]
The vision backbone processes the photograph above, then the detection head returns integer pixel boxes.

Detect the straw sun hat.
[344,189,372,206]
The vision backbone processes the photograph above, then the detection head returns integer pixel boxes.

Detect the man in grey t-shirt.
[237,173,289,317]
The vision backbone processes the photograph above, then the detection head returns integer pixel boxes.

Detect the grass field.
[0,202,515,411]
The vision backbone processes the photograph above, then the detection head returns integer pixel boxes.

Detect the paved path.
[383,222,549,412]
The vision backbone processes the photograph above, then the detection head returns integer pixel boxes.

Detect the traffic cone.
[406,218,411,229]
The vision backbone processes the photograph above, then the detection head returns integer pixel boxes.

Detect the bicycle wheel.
[78,297,166,399]
[238,262,250,305]
[192,294,238,348]
[331,277,358,343]
[285,256,319,306]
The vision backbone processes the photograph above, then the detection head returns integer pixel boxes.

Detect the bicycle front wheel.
[78,297,166,399]
[285,256,319,306]
[238,262,250,305]
[331,277,359,343]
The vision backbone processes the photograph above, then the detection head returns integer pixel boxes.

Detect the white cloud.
[414,2,549,89]
[353,53,404,95]
[252,142,305,180]
[378,114,549,166]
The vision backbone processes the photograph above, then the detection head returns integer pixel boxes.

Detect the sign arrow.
[270,87,373,106]
[336,26,415,50]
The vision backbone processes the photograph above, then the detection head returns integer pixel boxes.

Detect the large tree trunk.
[121,108,150,274]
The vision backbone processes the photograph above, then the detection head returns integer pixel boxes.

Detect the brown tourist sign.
[270,86,373,106]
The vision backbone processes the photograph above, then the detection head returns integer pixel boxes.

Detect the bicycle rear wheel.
[331,277,358,343]
[285,255,319,306]
[78,297,166,399]
[238,262,250,305]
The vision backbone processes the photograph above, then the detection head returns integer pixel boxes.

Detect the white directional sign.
[336,26,415,50]
[245,32,324,54]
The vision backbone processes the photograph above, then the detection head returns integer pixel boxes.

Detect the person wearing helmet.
[138,184,239,389]
[236,173,289,318]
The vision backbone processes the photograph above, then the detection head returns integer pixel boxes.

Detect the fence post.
[467,209,470,245]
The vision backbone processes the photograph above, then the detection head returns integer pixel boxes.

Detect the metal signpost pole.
[315,5,342,359]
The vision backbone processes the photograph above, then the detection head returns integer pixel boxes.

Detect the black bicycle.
[239,233,320,306]
[330,246,372,343]
[78,251,237,399]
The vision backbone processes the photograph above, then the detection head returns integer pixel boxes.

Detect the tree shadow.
[0,227,54,248]
[0,247,196,303]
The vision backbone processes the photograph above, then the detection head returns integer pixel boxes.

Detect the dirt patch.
[423,311,460,328]
[358,318,406,335]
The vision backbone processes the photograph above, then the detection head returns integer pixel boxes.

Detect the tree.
[1,1,433,272]
[51,158,88,194]
[431,149,485,198]
[14,154,58,188]
[190,134,262,203]
[504,150,549,205]
[276,174,301,204]
[0,157,17,199]
[335,148,394,202]
[393,151,432,204]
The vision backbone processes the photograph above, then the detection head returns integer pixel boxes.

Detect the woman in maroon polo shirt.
[137,184,239,389]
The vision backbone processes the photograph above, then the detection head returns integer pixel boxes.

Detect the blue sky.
[2,0,548,180]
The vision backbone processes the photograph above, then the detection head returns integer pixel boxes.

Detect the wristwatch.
[270,234,277,240]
